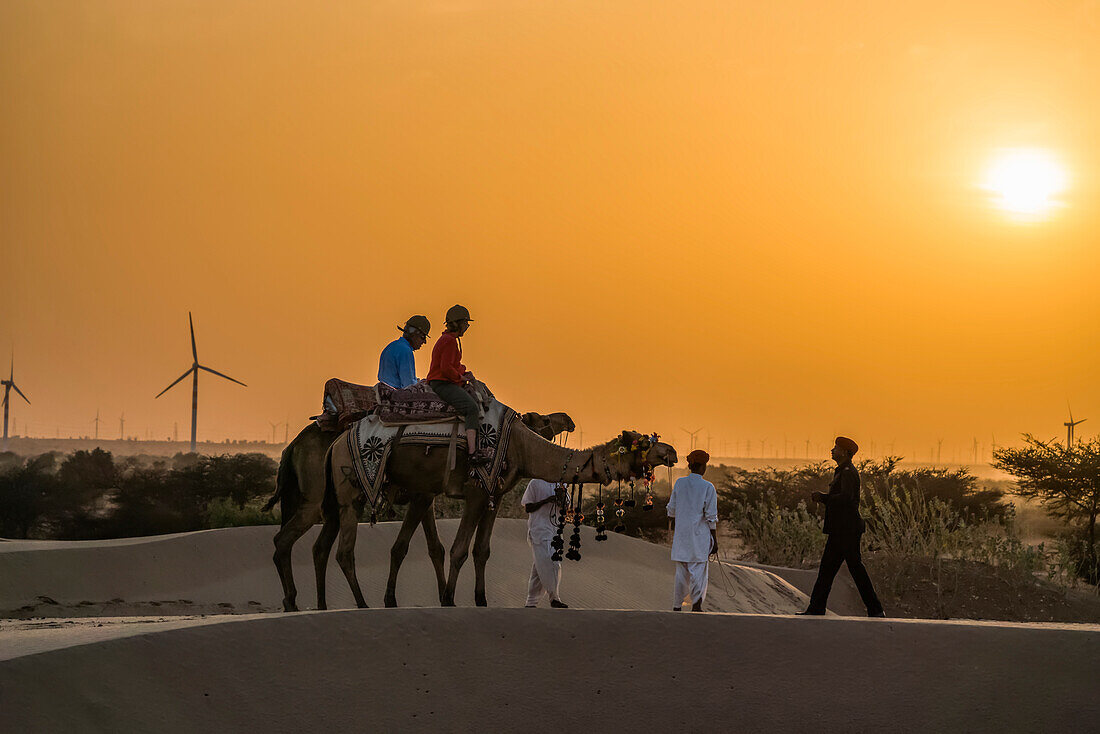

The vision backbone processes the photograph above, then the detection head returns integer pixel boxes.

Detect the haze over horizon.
[2,1,1097,456]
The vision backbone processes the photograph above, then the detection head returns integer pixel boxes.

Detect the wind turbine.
[1064,404,1087,448]
[155,312,246,453]
[1,355,31,449]
[680,427,702,452]
[93,409,101,440]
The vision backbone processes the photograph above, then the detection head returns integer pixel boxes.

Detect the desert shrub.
[994,435,1100,585]
[721,463,831,513]
[0,451,23,472]
[0,449,281,539]
[728,493,823,568]
[861,457,1008,519]
[205,497,279,528]
[1046,533,1100,590]
[0,454,61,538]
[718,458,1005,525]
[730,481,1045,580]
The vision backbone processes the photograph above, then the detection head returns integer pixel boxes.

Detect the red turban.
[686,449,710,465]
[834,436,859,456]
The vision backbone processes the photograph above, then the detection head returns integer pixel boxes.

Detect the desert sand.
[2,520,1098,732]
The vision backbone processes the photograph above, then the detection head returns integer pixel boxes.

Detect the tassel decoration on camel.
[595,484,607,541]
[613,480,626,533]
[551,481,567,562]
[566,484,583,561]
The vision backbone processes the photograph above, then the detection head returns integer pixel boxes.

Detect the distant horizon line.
[2,434,1010,464]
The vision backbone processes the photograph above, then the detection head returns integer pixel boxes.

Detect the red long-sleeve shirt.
[426,331,466,383]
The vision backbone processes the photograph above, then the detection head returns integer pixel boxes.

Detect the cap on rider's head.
[445,304,473,325]
[400,315,431,338]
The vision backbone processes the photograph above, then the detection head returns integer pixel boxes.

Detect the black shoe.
[868,609,886,618]
[796,609,826,616]
[550,599,569,609]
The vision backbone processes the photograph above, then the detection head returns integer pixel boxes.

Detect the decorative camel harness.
[547,433,661,563]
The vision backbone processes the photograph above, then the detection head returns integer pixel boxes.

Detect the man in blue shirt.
[378,315,431,389]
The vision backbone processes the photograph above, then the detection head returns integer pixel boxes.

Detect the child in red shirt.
[428,304,488,465]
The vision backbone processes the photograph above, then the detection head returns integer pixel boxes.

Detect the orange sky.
[2,1,1098,460]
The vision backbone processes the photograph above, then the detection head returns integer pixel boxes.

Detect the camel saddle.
[311,379,393,431]
[347,399,520,521]
[312,377,496,431]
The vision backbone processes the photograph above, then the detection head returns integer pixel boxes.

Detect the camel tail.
[265,444,300,525]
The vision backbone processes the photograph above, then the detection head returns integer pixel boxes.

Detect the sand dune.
[0,520,812,620]
[2,523,1099,731]
[2,608,1098,732]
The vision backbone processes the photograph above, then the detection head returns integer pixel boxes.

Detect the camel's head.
[520,411,575,441]
[647,440,678,468]
[608,430,677,476]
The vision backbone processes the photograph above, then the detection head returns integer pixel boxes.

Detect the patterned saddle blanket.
[312,378,495,430]
[345,399,519,518]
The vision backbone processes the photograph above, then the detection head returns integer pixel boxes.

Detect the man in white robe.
[521,478,569,608]
[668,449,719,611]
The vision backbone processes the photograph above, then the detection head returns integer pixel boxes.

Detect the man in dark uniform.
[797,436,885,617]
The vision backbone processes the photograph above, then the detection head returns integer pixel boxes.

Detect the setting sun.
[982,148,1069,220]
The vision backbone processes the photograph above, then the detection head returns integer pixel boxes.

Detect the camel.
[270,411,575,612]
[324,421,677,608]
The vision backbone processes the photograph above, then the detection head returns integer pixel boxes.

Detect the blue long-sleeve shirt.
[378,337,418,389]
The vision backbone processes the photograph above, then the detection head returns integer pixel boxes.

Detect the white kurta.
[667,473,718,561]
[521,479,562,605]
[667,473,718,608]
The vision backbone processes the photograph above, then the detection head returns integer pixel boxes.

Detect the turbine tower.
[155,312,246,453]
[1064,405,1087,448]
[680,427,702,452]
[1,356,31,449]
[93,409,101,440]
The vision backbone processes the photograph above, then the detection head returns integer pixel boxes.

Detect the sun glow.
[981,148,1069,221]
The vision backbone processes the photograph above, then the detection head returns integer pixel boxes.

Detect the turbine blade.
[11,383,29,404]
[155,367,195,398]
[8,354,12,382]
[189,312,198,363]
[198,365,246,387]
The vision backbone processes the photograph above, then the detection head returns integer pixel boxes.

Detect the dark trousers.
[428,380,480,444]
[808,532,883,614]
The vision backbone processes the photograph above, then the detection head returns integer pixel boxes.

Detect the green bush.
[0,454,61,538]
[729,493,823,568]
[205,497,279,528]
[0,450,280,539]
[719,458,1007,521]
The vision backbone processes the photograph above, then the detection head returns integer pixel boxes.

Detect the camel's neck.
[513,426,629,485]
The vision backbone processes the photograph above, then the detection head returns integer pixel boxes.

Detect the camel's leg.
[272,504,321,612]
[472,506,500,607]
[420,504,448,604]
[442,497,487,607]
[311,506,340,610]
[334,504,368,609]
[384,493,433,608]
